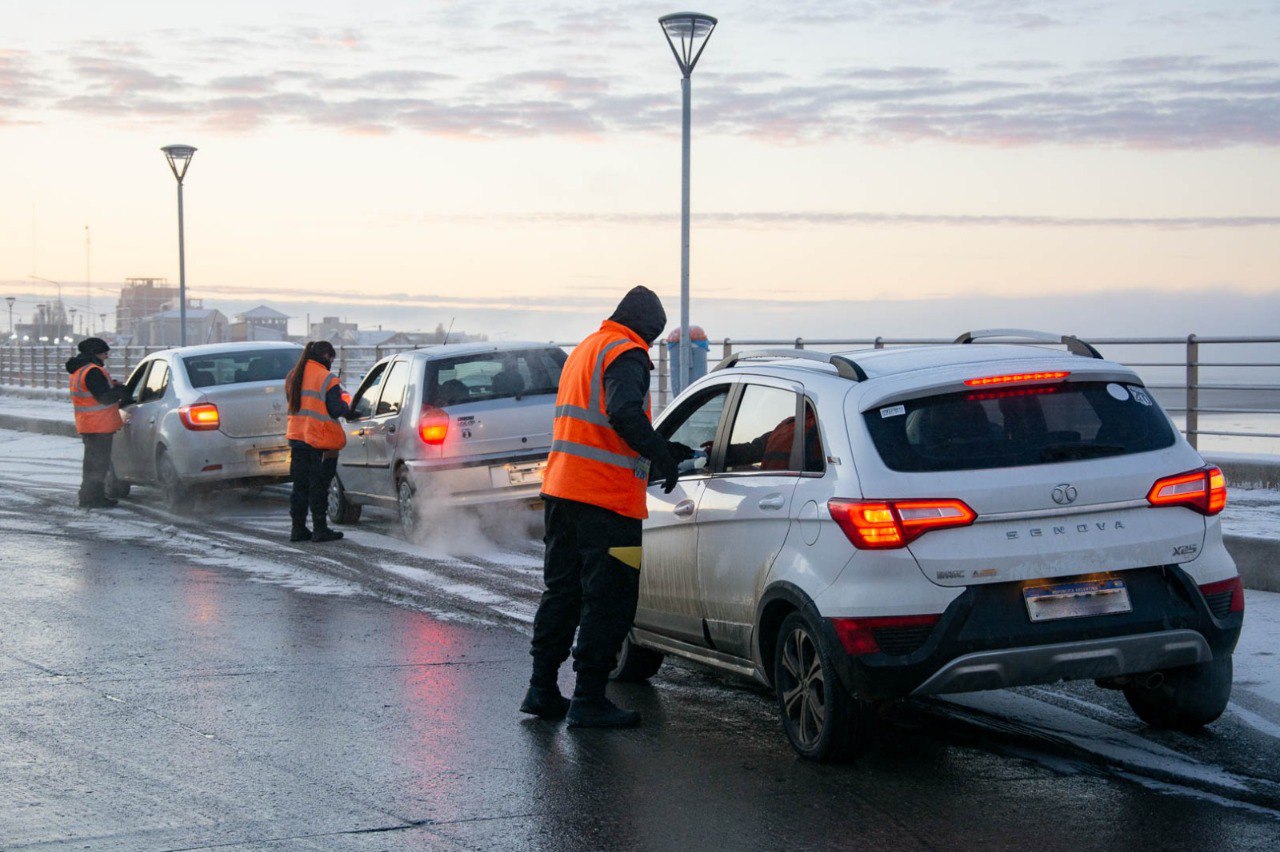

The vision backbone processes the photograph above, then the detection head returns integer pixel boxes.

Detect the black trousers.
[529,497,642,699]
[79,433,114,505]
[289,443,337,526]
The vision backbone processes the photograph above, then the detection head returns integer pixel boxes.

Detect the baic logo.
[1051,483,1078,505]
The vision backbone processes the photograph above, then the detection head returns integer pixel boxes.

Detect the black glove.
[650,449,680,494]
[667,441,696,464]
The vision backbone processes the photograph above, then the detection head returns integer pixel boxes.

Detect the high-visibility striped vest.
[541,320,652,519]
[69,363,124,435]
[285,360,347,451]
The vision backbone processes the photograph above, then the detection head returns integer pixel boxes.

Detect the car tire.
[774,611,875,763]
[156,450,191,511]
[1123,654,1233,731]
[396,473,419,538]
[611,633,664,682]
[104,466,131,499]
[328,477,362,525]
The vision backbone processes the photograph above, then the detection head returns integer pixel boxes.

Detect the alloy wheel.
[779,626,826,749]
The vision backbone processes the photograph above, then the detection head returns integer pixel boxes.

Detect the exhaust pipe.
[1141,671,1165,690]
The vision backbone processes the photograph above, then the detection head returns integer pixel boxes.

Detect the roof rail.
[954,328,1103,359]
[713,348,868,381]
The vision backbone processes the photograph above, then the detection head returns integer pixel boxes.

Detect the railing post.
[42,345,49,388]
[874,336,884,349]
[657,343,668,411]
[722,337,733,358]
[1185,334,1199,449]
[795,337,804,350]
[337,345,348,381]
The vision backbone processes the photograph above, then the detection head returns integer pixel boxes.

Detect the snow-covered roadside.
[0,390,74,424]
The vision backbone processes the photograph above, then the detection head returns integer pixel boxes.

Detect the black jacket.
[601,286,670,466]
[64,353,132,407]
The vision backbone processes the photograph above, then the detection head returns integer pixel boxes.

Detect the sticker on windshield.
[1130,386,1153,406]
[1106,383,1130,402]
[880,404,906,419]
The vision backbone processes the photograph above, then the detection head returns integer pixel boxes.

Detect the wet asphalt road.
[3,433,1280,850]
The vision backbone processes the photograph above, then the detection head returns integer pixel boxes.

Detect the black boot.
[311,524,344,543]
[290,524,312,542]
[520,685,571,720]
[566,696,641,729]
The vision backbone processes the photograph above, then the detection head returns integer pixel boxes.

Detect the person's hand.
[667,441,695,463]
[650,451,680,494]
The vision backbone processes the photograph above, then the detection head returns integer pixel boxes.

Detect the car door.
[638,382,732,646]
[338,362,389,497]
[361,359,410,501]
[112,360,155,481]
[127,359,172,482]
[695,379,805,657]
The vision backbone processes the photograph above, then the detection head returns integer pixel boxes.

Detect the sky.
[2,0,1278,341]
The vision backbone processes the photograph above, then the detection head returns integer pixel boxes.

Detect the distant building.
[133,305,229,346]
[116,278,179,337]
[309,316,358,344]
[230,305,290,342]
[15,300,73,343]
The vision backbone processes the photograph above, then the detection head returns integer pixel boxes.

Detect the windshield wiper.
[1041,442,1126,462]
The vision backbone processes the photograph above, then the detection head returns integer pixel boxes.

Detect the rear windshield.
[426,349,566,407]
[864,381,1177,472]
[183,349,299,389]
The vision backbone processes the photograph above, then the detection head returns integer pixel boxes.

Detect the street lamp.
[161,144,197,347]
[659,11,717,394]
[5,297,13,340]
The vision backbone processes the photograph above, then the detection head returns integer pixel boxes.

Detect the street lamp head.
[660,11,717,77]
[161,144,198,183]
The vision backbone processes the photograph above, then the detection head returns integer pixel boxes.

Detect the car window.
[800,399,825,474]
[183,348,297,388]
[724,385,802,474]
[659,385,730,454]
[350,362,389,420]
[125,362,152,395]
[139,361,170,403]
[375,361,410,418]
[864,381,1177,472]
[426,348,566,407]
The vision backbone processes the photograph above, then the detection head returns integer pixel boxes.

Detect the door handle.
[386,424,397,434]
[758,494,786,510]
[356,428,366,437]
[673,500,695,518]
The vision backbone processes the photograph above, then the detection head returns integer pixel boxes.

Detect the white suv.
[613,330,1243,762]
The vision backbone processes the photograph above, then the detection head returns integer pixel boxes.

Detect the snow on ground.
[1236,589,1280,706]
[1221,486,1280,540]
[0,389,74,423]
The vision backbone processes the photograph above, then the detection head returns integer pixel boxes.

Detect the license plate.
[506,462,546,486]
[259,448,290,465]
[1023,578,1132,622]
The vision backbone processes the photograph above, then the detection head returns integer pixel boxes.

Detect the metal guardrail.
[3,335,1277,451]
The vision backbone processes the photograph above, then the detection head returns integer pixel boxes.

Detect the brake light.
[1147,466,1226,515]
[828,498,977,549]
[179,403,220,431]
[964,371,1070,387]
[830,614,942,655]
[1198,576,1245,615]
[419,406,449,444]
[967,385,1061,401]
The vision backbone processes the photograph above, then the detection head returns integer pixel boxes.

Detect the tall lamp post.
[5,297,14,342]
[161,144,197,347]
[659,11,717,394]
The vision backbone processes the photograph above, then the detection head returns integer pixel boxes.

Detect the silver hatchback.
[108,342,302,507]
[327,342,566,535]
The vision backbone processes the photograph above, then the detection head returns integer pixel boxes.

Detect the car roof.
[154,341,302,359]
[834,344,1086,379]
[400,340,563,361]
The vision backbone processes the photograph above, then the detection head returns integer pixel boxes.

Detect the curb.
[0,413,77,438]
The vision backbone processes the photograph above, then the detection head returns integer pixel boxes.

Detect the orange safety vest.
[69,362,124,435]
[285,360,347,451]
[541,320,653,519]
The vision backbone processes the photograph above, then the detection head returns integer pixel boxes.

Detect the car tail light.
[963,371,1070,387]
[967,385,1061,401]
[1147,466,1226,515]
[830,614,942,655]
[419,406,449,444]
[179,403,220,431]
[1197,576,1245,616]
[827,498,977,549]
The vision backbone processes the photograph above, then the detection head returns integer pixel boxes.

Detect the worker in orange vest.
[284,341,351,543]
[522,286,694,728]
[65,337,133,508]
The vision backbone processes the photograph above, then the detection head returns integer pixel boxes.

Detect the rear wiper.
[1041,442,1126,462]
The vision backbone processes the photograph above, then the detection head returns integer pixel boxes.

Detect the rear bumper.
[834,565,1242,701]
[167,435,291,485]
[404,453,546,506]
